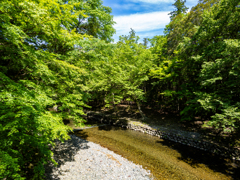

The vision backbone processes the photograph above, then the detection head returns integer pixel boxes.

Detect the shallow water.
[74,126,239,180]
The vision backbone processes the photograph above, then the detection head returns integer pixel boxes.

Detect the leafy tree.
[0,0,91,178]
[119,28,139,44]
[149,0,222,115]
[86,30,153,119]
[168,0,188,21]
[165,0,219,55]
[149,0,240,128]
[148,35,168,66]
[69,37,117,107]
[143,38,148,48]
[59,0,116,42]
[178,0,240,132]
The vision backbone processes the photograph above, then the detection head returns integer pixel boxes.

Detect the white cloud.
[113,11,170,39]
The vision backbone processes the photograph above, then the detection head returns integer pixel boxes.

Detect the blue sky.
[102,0,199,43]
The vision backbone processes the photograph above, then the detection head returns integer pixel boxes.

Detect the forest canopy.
[0,0,239,179]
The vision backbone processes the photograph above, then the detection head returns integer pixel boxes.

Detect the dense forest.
[0,0,239,179]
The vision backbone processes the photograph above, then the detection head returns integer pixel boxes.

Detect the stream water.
[73,125,239,180]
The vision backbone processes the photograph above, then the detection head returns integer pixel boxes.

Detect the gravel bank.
[45,135,152,180]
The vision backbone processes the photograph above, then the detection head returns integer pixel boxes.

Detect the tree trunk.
[134,96,146,120]
[112,92,117,111]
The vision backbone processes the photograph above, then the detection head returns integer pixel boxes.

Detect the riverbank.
[44,134,153,180]
[74,126,239,180]
[83,106,240,161]
[44,124,240,180]
[45,105,240,179]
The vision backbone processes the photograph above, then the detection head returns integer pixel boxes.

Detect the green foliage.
[148,0,240,134]
[148,35,167,65]
[169,0,188,21]
[86,30,153,111]
[0,0,239,178]
[208,106,240,133]
[0,0,92,178]
[0,72,71,179]
[59,0,116,42]
[165,0,220,55]
[178,0,240,132]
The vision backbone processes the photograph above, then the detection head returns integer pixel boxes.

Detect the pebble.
[44,135,152,180]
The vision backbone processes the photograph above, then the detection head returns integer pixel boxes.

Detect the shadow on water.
[73,130,89,139]
[156,139,240,180]
[44,131,89,180]
[98,125,127,131]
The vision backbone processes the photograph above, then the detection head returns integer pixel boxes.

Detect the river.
[73,125,239,180]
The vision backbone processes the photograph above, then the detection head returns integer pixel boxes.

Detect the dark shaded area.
[98,125,127,131]
[44,132,89,180]
[157,139,240,180]
[87,105,240,148]
[86,111,129,127]
[73,130,89,140]
[63,119,70,125]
